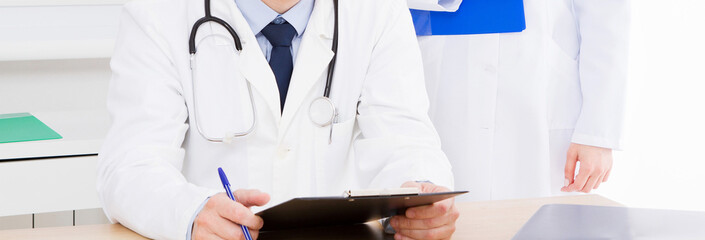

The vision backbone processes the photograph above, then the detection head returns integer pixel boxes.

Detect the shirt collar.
[234,0,314,36]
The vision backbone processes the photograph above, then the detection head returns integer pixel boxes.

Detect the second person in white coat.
[408,0,630,201]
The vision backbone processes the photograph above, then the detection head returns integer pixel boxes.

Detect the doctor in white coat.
[408,0,630,201]
[98,0,458,239]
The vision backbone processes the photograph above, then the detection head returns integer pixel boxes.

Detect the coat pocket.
[312,117,359,194]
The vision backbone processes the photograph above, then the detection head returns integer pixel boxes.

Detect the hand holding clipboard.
[256,182,467,232]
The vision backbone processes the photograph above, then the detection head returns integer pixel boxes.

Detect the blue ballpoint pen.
[218,167,254,240]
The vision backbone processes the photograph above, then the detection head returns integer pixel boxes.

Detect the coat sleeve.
[97,5,218,240]
[406,0,462,12]
[571,0,631,150]
[353,0,454,190]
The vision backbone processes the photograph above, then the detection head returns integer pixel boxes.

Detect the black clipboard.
[256,191,468,231]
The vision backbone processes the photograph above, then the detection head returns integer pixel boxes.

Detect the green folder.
[0,113,62,144]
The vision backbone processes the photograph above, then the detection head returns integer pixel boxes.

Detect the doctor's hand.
[192,189,270,240]
[562,143,613,193]
[390,181,459,240]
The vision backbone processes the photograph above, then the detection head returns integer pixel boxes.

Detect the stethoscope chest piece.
[309,96,336,127]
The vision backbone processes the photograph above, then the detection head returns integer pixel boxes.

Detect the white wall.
[0,59,111,114]
[0,2,120,112]
[599,0,705,211]
[0,3,122,61]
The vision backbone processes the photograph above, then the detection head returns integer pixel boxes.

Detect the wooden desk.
[0,194,621,240]
[453,194,621,239]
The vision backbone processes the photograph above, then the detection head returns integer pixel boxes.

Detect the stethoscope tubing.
[188,0,339,142]
[189,0,243,53]
[324,0,339,98]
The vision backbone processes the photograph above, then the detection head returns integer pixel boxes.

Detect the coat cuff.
[182,188,220,240]
[185,196,213,240]
[571,132,623,150]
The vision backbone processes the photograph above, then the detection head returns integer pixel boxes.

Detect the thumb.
[401,181,423,189]
[234,189,270,208]
[401,181,447,193]
[564,145,579,186]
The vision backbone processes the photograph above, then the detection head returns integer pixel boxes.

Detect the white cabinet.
[0,156,102,217]
[0,1,122,225]
[0,60,111,221]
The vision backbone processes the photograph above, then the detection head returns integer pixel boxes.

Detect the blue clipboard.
[411,0,526,36]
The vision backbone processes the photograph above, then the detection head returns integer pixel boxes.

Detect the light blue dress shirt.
[235,0,314,62]
[186,1,313,239]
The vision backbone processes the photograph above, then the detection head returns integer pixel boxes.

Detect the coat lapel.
[210,0,283,122]
[203,0,335,136]
[279,0,335,137]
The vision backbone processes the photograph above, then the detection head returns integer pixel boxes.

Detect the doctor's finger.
[593,174,605,189]
[211,218,259,240]
[569,165,590,192]
[249,230,259,240]
[405,199,453,219]
[217,200,264,230]
[192,226,222,240]
[401,181,424,189]
[580,175,599,193]
[193,232,223,240]
[395,223,455,240]
[234,189,271,208]
[603,169,612,182]
[564,148,579,184]
[198,212,244,240]
[217,224,259,240]
[392,207,458,230]
[401,182,450,195]
[420,182,450,194]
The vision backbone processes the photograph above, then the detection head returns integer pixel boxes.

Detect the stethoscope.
[188,0,340,144]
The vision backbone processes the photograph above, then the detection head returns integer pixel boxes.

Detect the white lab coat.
[409,0,630,201]
[97,0,453,239]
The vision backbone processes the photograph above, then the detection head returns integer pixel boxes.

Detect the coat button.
[484,64,497,74]
[277,146,291,159]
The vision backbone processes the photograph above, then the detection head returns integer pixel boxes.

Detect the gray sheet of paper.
[513,204,705,239]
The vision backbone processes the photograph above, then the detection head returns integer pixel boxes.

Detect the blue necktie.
[261,20,297,111]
